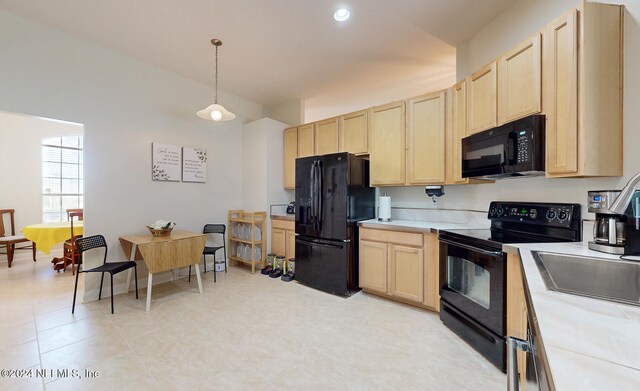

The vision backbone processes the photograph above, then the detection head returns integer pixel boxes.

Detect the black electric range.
[438,201,582,372]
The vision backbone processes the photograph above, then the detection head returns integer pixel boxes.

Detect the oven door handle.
[439,238,504,257]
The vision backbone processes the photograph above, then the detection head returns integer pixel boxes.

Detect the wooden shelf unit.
[228,210,267,273]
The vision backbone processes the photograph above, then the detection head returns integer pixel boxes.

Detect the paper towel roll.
[379,195,391,222]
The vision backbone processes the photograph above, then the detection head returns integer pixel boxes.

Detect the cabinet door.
[340,110,368,154]
[407,90,446,185]
[544,9,579,175]
[506,253,529,388]
[315,117,339,155]
[389,244,424,303]
[369,101,406,186]
[422,233,440,310]
[451,81,469,184]
[297,123,315,158]
[283,127,297,189]
[285,229,296,260]
[359,240,388,293]
[467,61,497,135]
[271,228,286,257]
[498,34,542,124]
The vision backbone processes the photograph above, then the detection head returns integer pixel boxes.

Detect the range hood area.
[461,114,545,180]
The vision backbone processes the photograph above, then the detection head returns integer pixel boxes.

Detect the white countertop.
[358,218,486,233]
[505,242,640,390]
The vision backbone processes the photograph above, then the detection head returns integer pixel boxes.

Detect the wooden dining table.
[21,221,83,254]
[119,230,206,311]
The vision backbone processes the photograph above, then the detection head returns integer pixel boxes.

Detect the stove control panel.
[488,202,579,228]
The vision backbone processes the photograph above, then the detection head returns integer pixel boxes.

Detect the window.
[42,136,83,222]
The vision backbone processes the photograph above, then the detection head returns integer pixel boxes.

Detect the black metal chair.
[72,235,138,314]
[189,224,226,283]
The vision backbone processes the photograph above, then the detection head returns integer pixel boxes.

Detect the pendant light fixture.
[197,38,236,121]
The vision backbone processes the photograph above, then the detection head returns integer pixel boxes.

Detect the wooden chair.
[0,209,36,267]
[62,211,83,275]
[73,235,138,314]
[66,209,84,221]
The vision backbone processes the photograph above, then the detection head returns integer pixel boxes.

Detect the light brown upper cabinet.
[445,82,490,186]
[369,101,406,186]
[297,123,315,158]
[498,34,542,124]
[283,127,297,189]
[314,117,339,155]
[544,2,622,177]
[339,109,368,155]
[407,90,446,185]
[446,82,468,184]
[466,61,497,135]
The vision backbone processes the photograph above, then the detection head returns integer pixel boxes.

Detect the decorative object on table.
[182,147,207,183]
[269,255,285,278]
[146,220,176,237]
[262,252,275,275]
[0,209,36,268]
[152,143,181,181]
[281,258,295,282]
[196,39,236,122]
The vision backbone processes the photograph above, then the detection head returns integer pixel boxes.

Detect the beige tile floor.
[0,250,505,390]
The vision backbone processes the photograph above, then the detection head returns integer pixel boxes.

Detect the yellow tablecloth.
[21,221,84,255]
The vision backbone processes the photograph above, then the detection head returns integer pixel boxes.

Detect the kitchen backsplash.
[390,207,490,228]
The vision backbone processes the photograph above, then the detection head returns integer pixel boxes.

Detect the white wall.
[263,100,303,127]
[0,112,83,230]
[456,0,578,80]
[242,117,292,252]
[303,74,455,123]
[0,10,263,300]
[385,0,640,218]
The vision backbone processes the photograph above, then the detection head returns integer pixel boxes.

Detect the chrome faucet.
[608,172,640,215]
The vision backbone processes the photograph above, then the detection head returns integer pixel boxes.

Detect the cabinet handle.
[507,336,532,391]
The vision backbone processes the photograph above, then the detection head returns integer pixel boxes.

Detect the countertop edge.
[270,214,294,221]
[359,221,438,234]
[510,242,640,390]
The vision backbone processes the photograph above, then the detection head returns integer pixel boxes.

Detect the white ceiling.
[0,0,516,107]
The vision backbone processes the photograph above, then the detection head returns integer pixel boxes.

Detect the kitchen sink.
[532,251,640,307]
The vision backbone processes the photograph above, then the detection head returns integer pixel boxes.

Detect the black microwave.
[461,114,545,180]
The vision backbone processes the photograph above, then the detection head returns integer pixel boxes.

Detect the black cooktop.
[439,228,574,251]
[439,201,583,251]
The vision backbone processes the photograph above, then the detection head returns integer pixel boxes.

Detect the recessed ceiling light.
[333,8,350,22]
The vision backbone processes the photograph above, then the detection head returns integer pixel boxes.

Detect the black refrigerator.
[295,152,375,297]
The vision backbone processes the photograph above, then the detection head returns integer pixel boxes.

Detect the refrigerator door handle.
[309,161,316,225]
[317,160,323,230]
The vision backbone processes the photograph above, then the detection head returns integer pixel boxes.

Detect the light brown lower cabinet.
[506,252,528,389]
[359,227,439,311]
[271,219,295,260]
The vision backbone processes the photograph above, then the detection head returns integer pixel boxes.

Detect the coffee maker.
[588,190,640,255]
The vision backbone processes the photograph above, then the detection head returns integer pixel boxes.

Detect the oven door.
[439,238,506,336]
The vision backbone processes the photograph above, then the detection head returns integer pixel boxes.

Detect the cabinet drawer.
[272,218,294,230]
[360,228,423,247]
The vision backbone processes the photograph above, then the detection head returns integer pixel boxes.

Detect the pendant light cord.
[214,44,219,104]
